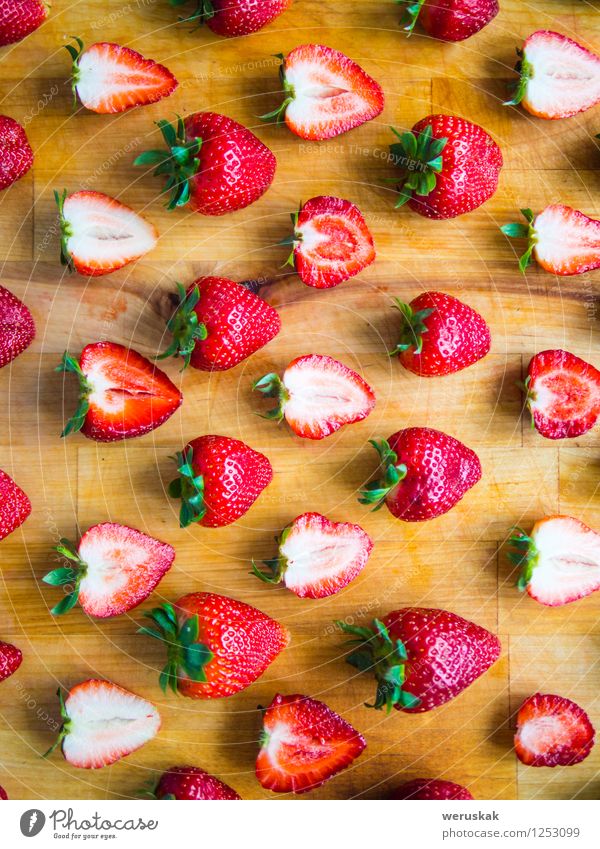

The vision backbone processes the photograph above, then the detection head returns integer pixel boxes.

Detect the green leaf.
[501,223,529,238]
[42,568,76,586]
[51,591,79,616]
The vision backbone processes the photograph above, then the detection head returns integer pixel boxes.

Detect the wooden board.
[1,0,599,801]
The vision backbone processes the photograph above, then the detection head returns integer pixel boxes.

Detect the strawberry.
[514,693,595,767]
[45,679,161,769]
[256,693,366,794]
[159,277,280,371]
[150,765,241,800]
[139,593,288,698]
[168,435,272,527]
[359,428,481,521]
[522,349,600,440]
[0,786,6,799]
[0,285,35,368]
[55,190,158,277]
[260,44,384,141]
[253,354,376,440]
[391,779,474,800]
[0,0,47,46]
[501,205,600,276]
[170,0,291,36]
[286,196,376,289]
[252,511,373,598]
[505,31,600,120]
[0,639,22,682]
[0,469,31,541]
[57,342,183,442]
[389,115,502,219]
[338,608,500,712]
[0,116,33,190]
[135,112,276,214]
[66,37,178,114]
[508,516,600,607]
[399,0,498,42]
[43,523,175,617]
[390,291,490,376]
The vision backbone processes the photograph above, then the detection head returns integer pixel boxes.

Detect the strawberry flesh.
[154,766,241,800]
[515,693,595,767]
[0,469,31,541]
[0,115,33,190]
[0,285,35,368]
[391,778,474,799]
[533,204,600,276]
[0,639,22,682]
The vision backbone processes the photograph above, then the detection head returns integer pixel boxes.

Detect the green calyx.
[64,35,84,110]
[507,527,538,591]
[157,283,207,370]
[169,0,214,26]
[389,298,435,357]
[389,123,448,208]
[134,116,202,211]
[259,54,295,125]
[250,525,292,586]
[56,351,92,438]
[517,374,537,431]
[168,447,206,528]
[252,372,289,422]
[500,208,537,273]
[279,210,300,268]
[336,618,421,712]
[504,48,532,108]
[139,602,213,694]
[42,538,88,615]
[358,439,407,511]
[43,688,71,758]
[396,0,426,35]
[54,189,74,272]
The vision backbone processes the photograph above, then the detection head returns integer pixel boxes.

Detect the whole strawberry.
[0,469,31,541]
[135,112,276,215]
[390,115,502,218]
[400,0,498,42]
[139,593,288,698]
[359,428,481,521]
[391,778,473,799]
[0,639,22,682]
[151,766,241,800]
[0,0,47,46]
[338,608,501,712]
[0,285,35,368]
[170,0,291,36]
[390,291,490,376]
[0,116,33,190]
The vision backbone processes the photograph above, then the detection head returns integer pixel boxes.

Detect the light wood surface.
[0,0,599,801]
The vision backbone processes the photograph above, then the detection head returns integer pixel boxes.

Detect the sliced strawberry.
[391,778,474,800]
[514,693,595,767]
[253,512,373,598]
[0,469,31,541]
[256,693,366,793]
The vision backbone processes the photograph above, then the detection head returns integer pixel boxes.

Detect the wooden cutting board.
[0,0,599,801]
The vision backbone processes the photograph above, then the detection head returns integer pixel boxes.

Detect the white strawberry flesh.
[528,516,600,606]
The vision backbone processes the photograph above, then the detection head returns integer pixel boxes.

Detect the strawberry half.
[501,205,600,276]
[150,765,241,800]
[45,679,161,769]
[287,196,376,289]
[505,31,600,120]
[0,469,31,541]
[0,639,22,682]
[523,349,600,440]
[261,44,384,141]
[55,190,158,277]
[252,511,373,598]
[514,693,595,767]
[0,285,35,368]
[57,342,183,442]
[0,0,47,47]
[253,354,376,440]
[0,115,33,191]
[256,693,366,794]
[43,523,175,617]
[170,0,291,36]
[400,0,498,42]
[508,516,600,607]
[391,778,474,800]
[66,37,178,114]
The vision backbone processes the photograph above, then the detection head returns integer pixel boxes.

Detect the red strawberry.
[253,354,376,440]
[339,608,500,712]
[505,31,600,120]
[0,285,35,368]
[390,115,502,219]
[391,291,490,376]
[0,0,46,46]
[514,693,595,767]
[252,511,373,598]
[151,765,241,800]
[55,190,158,277]
[0,469,31,541]
[523,349,600,440]
[171,0,291,36]
[0,116,33,190]
[135,112,276,214]
[501,205,600,276]
[359,428,481,521]
[57,342,183,442]
[508,516,600,607]
[168,435,272,527]
[400,0,498,42]
[391,778,474,800]
[0,639,22,682]
[256,693,366,793]
[45,679,161,769]
[288,196,376,289]
[43,523,175,617]
[0,786,6,799]
[159,277,280,371]
[261,44,384,141]
[140,593,288,698]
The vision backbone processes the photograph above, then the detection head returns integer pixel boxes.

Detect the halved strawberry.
[43,523,175,617]
[45,679,161,769]
[55,190,158,277]
[261,44,384,141]
[514,693,595,767]
[57,342,182,442]
[523,349,600,440]
[252,512,373,598]
[256,693,366,793]
[253,354,376,440]
[287,196,375,289]
[66,37,178,114]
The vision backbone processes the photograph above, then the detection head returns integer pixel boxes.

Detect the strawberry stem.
[504,48,532,107]
[56,351,92,438]
[500,208,537,273]
[397,0,427,35]
[358,439,407,510]
[259,55,295,125]
[134,116,202,211]
[389,124,448,208]
[157,283,208,370]
[43,538,86,615]
[507,527,539,591]
[389,298,435,356]
[250,525,292,585]
[168,447,206,527]
[252,372,289,422]
[64,36,85,111]
[54,189,74,272]
[43,688,71,758]
[169,0,214,27]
